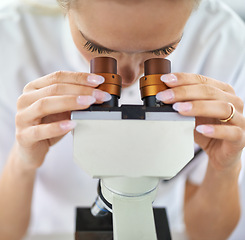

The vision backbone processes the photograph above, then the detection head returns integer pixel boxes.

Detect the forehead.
[70,0,193,52]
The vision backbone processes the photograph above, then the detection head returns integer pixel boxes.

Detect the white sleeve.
[0,3,24,172]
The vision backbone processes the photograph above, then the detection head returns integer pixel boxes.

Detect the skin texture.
[68,0,192,87]
[0,0,244,239]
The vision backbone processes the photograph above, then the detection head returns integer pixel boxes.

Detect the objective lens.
[91,196,111,217]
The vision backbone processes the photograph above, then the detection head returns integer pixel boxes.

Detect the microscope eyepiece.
[91,56,117,74]
[140,58,171,107]
[144,58,171,75]
[90,57,122,107]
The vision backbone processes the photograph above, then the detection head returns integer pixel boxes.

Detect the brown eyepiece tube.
[91,57,117,74]
[140,58,171,107]
[90,57,122,107]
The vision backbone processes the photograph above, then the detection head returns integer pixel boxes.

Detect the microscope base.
[75,208,171,240]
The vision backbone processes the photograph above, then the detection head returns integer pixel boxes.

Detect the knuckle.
[224,83,235,94]
[177,86,187,98]
[196,74,208,84]
[234,127,243,141]
[50,71,64,84]
[23,82,33,93]
[16,94,25,109]
[73,72,84,84]
[36,98,46,114]
[225,101,232,113]
[181,87,188,98]
[203,84,215,97]
[194,101,205,114]
[54,70,63,79]
[16,129,25,144]
[48,83,60,96]
[15,112,24,127]
[235,97,244,112]
[30,126,40,140]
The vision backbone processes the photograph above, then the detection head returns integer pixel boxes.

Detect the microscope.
[72,57,195,240]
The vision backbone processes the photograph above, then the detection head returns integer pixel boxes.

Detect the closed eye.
[81,30,182,56]
[83,40,178,56]
[83,41,114,54]
[149,46,176,56]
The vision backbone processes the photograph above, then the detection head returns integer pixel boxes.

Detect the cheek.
[71,33,93,63]
[78,48,94,63]
[68,15,95,63]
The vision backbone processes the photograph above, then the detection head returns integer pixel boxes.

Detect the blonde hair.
[57,0,72,10]
[57,0,201,11]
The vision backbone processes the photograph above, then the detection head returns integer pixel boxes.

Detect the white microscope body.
[72,56,195,240]
[72,108,195,240]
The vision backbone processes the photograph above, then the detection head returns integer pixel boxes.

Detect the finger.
[23,71,105,92]
[160,73,235,94]
[195,124,244,144]
[172,100,245,128]
[19,83,94,109]
[16,120,76,146]
[18,95,96,126]
[18,84,110,109]
[156,84,238,104]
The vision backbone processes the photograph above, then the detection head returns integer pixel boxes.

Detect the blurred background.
[221,0,245,20]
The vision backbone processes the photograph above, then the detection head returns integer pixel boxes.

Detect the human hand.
[15,71,111,170]
[156,73,245,171]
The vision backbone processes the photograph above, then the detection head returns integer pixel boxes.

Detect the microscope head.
[72,56,194,179]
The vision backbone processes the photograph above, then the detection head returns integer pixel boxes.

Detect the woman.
[0,0,245,239]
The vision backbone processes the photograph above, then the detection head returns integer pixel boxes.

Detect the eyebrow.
[79,31,182,53]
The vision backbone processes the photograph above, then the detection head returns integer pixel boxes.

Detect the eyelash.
[149,46,176,56]
[84,41,113,54]
[83,41,176,56]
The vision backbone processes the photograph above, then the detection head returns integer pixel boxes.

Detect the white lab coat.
[0,0,245,239]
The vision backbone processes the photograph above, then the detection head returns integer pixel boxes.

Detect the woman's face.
[68,0,194,87]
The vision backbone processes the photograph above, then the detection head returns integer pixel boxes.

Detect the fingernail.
[160,74,177,83]
[156,89,175,102]
[87,74,105,85]
[77,95,96,105]
[196,125,214,135]
[173,102,192,112]
[93,89,112,102]
[60,121,77,131]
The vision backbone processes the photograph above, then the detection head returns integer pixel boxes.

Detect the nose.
[118,65,137,87]
[117,55,144,87]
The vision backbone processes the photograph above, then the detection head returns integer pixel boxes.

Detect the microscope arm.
[113,193,156,240]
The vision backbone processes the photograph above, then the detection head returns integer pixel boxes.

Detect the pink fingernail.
[60,121,77,131]
[77,95,96,106]
[156,89,175,102]
[87,75,105,85]
[160,74,177,83]
[173,102,192,112]
[196,125,214,135]
[93,89,112,102]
